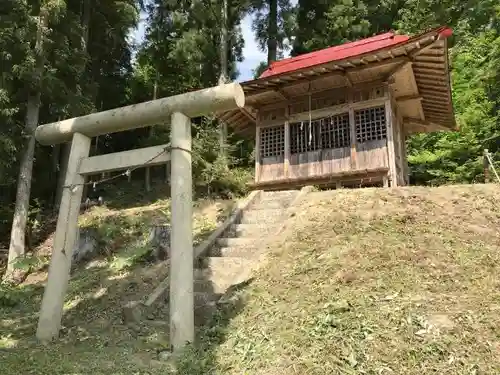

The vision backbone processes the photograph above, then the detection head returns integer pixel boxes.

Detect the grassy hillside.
[0,192,236,374]
[1,184,500,374]
[189,184,500,375]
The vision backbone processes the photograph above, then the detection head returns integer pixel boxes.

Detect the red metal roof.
[259,27,452,79]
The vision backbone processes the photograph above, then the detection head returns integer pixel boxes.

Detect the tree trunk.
[6,9,49,277]
[55,0,92,208]
[218,0,229,165]
[54,144,70,207]
[51,143,61,206]
[145,72,159,192]
[267,0,278,65]
[219,0,229,86]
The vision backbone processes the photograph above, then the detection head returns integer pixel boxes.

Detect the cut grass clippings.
[185,184,500,375]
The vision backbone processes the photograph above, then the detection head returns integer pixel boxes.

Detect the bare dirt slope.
[1,184,500,375]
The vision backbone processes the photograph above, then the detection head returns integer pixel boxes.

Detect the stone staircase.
[136,189,300,326]
[193,189,299,322]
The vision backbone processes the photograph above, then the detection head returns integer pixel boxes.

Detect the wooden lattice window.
[290,113,351,154]
[355,106,387,143]
[290,121,320,154]
[321,113,350,149]
[260,125,285,158]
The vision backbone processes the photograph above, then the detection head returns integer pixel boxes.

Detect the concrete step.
[226,223,279,237]
[261,190,298,199]
[216,237,261,248]
[252,191,298,208]
[210,245,266,259]
[252,199,293,210]
[240,208,285,224]
[195,256,258,291]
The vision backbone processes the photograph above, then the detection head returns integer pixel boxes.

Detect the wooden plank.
[422,103,452,111]
[284,106,290,178]
[422,105,452,114]
[416,78,451,88]
[255,125,261,183]
[412,67,446,76]
[412,61,445,70]
[420,92,450,101]
[414,55,445,63]
[79,144,170,175]
[385,98,398,187]
[249,167,390,190]
[356,139,389,170]
[414,73,447,81]
[418,86,449,93]
[349,94,357,169]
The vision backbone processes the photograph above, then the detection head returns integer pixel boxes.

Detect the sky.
[130,1,298,83]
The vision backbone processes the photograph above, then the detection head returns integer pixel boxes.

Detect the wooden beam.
[35,83,245,145]
[79,144,170,175]
[416,78,451,88]
[344,73,353,87]
[412,61,444,70]
[274,89,289,101]
[410,36,441,58]
[412,67,446,75]
[248,56,410,97]
[396,95,422,103]
[240,107,256,121]
[257,78,387,112]
[403,117,450,131]
[414,73,447,82]
[386,60,412,79]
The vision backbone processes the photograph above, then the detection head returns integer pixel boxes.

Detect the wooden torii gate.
[34,83,245,351]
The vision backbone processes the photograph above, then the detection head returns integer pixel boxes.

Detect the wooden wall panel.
[322,147,351,174]
[259,156,285,182]
[356,139,389,170]
[289,151,322,179]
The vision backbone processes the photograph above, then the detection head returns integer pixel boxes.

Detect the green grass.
[2,184,500,374]
[0,195,236,374]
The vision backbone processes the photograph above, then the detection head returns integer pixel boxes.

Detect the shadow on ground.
[0,240,252,375]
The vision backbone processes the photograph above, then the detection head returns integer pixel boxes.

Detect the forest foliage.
[0,0,499,249]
